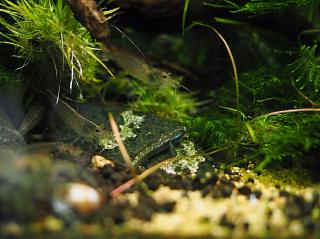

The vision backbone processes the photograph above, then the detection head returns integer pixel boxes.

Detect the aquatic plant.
[180,0,320,170]
[204,0,316,14]
[130,75,196,119]
[186,109,320,170]
[289,45,320,105]
[0,0,115,96]
[251,113,320,169]
[182,24,320,170]
[186,117,239,150]
[0,0,319,173]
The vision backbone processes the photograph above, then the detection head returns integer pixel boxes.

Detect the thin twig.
[206,146,229,155]
[291,79,319,106]
[108,112,136,176]
[110,156,179,198]
[260,108,320,117]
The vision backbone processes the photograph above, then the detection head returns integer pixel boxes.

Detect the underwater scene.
[0,0,319,238]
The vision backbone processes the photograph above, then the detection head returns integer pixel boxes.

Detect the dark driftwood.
[67,0,109,42]
[66,0,158,81]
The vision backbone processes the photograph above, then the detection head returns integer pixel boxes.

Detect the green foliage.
[227,44,320,111]
[235,0,313,13]
[186,116,239,149]
[186,44,320,169]
[224,45,320,170]
[238,69,293,114]
[288,45,320,103]
[187,22,240,118]
[252,113,320,169]
[186,111,320,169]
[182,0,190,34]
[0,0,319,173]
[142,10,320,171]
[210,69,291,118]
[0,0,114,93]
[214,44,320,116]
[130,76,196,119]
[241,70,286,101]
[204,0,315,14]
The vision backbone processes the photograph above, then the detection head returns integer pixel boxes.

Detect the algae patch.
[161,140,205,175]
[99,111,145,150]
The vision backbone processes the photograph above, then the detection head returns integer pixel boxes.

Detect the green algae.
[161,140,206,175]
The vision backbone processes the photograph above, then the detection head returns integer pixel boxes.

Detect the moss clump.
[205,0,315,14]
[289,45,320,104]
[130,75,197,119]
[0,0,114,96]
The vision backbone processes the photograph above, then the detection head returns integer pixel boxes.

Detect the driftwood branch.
[66,0,154,83]
[67,0,110,42]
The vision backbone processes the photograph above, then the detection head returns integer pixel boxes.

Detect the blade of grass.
[244,122,257,143]
[182,0,190,35]
[186,22,240,122]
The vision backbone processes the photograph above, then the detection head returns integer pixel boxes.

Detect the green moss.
[289,45,320,104]
[251,113,320,170]
[205,0,315,14]
[0,0,115,95]
[258,167,314,188]
[186,116,239,149]
[129,75,197,119]
[1,0,319,176]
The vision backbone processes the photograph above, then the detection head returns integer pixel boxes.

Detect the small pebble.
[252,190,262,199]
[247,177,254,184]
[201,185,212,197]
[304,218,316,232]
[159,201,176,213]
[231,171,240,176]
[230,175,240,181]
[238,186,251,197]
[219,176,229,184]
[113,213,125,224]
[222,185,234,198]
[206,174,219,185]
[91,155,114,170]
[101,165,115,178]
[224,169,232,175]
[219,214,235,229]
[145,175,162,191]
[279,190,290,197]
[243,222,249,231]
